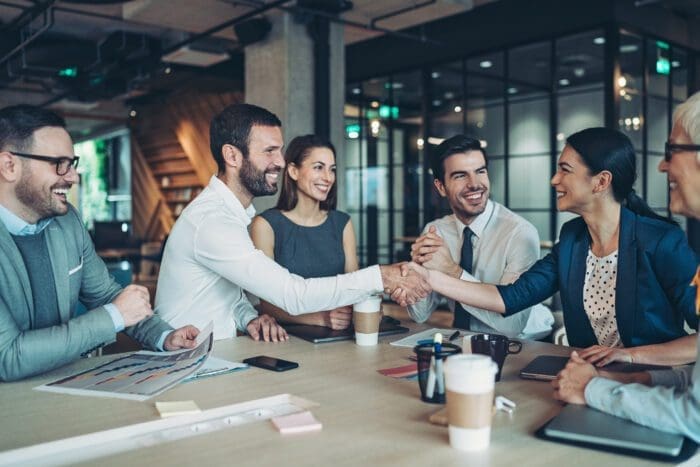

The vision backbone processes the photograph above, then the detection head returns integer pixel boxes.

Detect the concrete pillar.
[244,11,345,213]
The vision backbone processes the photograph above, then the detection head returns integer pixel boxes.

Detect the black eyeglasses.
[664,142,700,162]
[10,152,80,176]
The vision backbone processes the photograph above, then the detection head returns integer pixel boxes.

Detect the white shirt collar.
[208,175,257,224]
[0,202,53,236]
[453,199,494,239]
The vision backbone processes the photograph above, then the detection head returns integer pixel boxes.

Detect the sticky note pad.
[271,411,322,435]
[155,400,201,418]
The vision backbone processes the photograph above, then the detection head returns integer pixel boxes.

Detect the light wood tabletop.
[0,313,691,467]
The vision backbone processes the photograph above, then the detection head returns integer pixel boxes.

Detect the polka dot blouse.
[583,248,621,348]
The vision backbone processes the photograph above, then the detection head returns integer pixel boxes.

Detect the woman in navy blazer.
[406,127,697,366]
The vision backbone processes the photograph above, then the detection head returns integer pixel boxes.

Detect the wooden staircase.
[130,89,243,241]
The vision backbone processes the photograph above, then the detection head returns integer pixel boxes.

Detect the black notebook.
[520,355,671,381]
[285,320,409,343]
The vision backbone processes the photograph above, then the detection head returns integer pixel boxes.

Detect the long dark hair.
[276,134,337,211]
[566,127,674,224]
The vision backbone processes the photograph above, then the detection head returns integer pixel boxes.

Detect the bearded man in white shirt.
[409,134,553,340]
[155,103,429,341]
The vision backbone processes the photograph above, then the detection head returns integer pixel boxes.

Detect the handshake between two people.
[388,225,450,304]
[379,262,432,307]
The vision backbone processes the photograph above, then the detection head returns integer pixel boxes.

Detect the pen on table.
[434,333,445,395]
[425,333,440,399]
[448,330,460,342]
[194,367,232,378]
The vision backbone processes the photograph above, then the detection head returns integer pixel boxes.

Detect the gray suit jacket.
[0,205,172,381]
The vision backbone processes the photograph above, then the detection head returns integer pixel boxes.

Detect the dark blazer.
[498,207,698,348]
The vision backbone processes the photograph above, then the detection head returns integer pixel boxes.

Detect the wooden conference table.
[0,319,692,466]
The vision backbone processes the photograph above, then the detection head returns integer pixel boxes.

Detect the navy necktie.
[453,227,474,329]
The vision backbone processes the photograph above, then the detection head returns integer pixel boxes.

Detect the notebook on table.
[520,355,671,381]
[537,404,695,461]
[285,319,409,344]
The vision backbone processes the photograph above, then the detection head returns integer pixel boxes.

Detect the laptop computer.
[539,404,686,458]
[520,355,671,381]
[285,319,409,344]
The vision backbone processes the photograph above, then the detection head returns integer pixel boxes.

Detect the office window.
[619,31,644,151]
[73,129,131,229]
[344,27,695,264]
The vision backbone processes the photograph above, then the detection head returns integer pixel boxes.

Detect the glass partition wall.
[344,28,694,266]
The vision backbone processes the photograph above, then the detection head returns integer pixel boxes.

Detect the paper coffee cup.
[353,296,382,346]
[443,354,498,451]
[462,335,472,354]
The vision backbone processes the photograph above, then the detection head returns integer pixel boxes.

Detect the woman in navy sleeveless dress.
[250,135,358,329]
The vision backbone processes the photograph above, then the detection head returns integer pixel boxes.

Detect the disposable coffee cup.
[353,295,382,346]
[443,354,498,451]
[462,335,472,354]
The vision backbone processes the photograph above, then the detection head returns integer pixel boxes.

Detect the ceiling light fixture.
[480,60,493,69]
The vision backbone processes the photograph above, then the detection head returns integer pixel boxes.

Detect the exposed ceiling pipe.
[0,0,55,32]
[161,0,294,56]
[0,0,57,68]
[230,0,443,45]
[39,0,293,107]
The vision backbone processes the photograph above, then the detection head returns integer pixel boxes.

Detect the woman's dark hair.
[566,127,674,224]
[276,134,337,211]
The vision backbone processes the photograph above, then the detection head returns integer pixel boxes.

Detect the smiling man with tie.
[409,134,553,339]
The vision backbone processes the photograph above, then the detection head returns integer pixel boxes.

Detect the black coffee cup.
[470,333,522,381]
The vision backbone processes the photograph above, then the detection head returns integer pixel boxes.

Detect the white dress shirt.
[408,200,554,340]
[155,176,383,340]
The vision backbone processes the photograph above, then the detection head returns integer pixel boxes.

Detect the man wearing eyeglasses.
[0,105,199,382]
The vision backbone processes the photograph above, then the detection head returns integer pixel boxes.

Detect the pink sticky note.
[271,411,323,435]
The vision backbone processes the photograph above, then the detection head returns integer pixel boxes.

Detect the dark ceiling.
[0,0,697,139]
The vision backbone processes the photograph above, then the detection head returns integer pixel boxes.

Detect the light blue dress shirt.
[585,336,700,442]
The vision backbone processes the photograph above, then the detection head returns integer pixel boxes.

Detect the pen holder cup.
[414,342,462,404]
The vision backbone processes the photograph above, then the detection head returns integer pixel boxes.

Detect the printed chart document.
[35,323,214,401]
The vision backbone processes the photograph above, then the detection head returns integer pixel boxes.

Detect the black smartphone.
[242,355,299,372]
